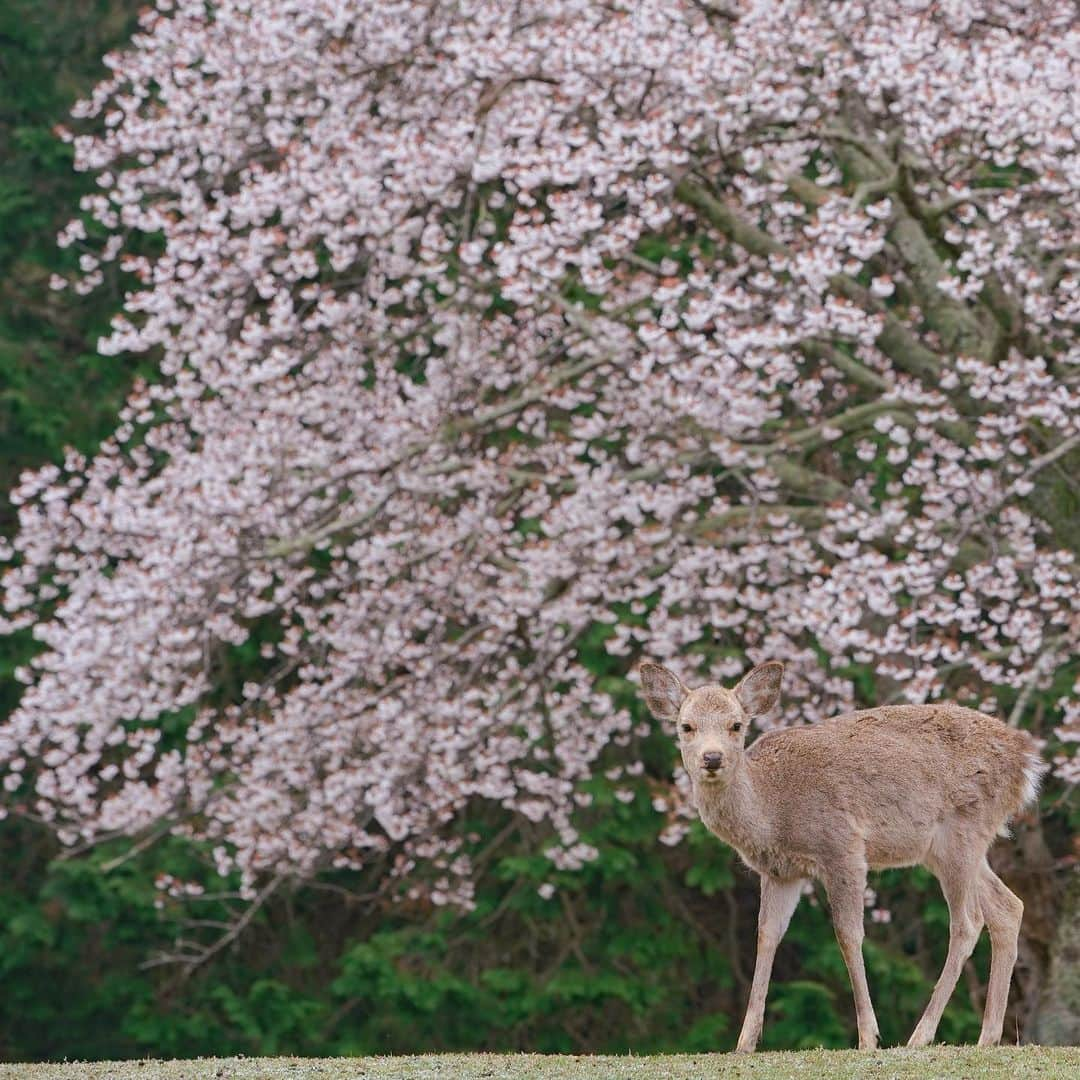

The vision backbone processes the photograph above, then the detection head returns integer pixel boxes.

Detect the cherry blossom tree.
[2,0,1078,962]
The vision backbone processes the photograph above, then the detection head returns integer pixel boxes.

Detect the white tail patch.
[997,751,1048,838]
[1021,750,1050,809]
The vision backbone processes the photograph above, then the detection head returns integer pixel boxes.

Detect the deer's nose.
[702,751,724,772]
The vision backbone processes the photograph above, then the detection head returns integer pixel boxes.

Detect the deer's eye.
[680,723,695,735]
[731,722,743,733]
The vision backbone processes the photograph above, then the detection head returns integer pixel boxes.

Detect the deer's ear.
[734,661,784,718]
[638,662,687,721]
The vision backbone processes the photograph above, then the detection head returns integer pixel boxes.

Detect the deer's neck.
[695,755,774,868]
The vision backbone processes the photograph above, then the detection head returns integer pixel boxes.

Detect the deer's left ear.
[734,661,784,718]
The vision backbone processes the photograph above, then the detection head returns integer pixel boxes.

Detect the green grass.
[0,1048,1077,1080]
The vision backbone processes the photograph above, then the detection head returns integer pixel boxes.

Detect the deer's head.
[638,661,784,785]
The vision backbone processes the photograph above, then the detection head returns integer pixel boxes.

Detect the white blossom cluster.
[2,0,1079,923]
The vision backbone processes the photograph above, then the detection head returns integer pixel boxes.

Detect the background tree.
[1,0,1078,1054]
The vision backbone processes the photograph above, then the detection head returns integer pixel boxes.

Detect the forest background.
[0,0,1078,1064]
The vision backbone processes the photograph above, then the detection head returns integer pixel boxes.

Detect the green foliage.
[0,0,145,526]
[763,981,847,1050]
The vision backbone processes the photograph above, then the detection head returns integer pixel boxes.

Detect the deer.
[638,659,1047,1053]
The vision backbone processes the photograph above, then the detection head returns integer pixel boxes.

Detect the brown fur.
[638,661,1046,1052]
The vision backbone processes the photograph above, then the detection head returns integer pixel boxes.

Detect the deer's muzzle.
[702,751,724,774]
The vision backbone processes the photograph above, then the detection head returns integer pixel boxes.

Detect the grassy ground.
[0,1048,1077,1080]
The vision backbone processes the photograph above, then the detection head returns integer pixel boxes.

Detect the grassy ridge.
[0,1048,1077,1080]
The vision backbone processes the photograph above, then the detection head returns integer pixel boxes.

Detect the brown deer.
[638,660,1046,1052]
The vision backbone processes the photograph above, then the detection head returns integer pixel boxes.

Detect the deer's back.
[747,703,1040,869]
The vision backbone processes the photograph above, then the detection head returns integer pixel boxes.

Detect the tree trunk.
[1031,867,1080,1045]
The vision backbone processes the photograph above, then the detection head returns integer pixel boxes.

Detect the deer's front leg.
[822,858,880,1050]
[735,874,803,1053]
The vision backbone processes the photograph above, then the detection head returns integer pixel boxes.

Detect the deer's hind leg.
[822,856,880,1050]
[908,841,985,1047]
[977,860,1023,1046]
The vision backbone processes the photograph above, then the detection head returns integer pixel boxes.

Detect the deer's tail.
[1019,745,1050,810]
[996,741,1049,838]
